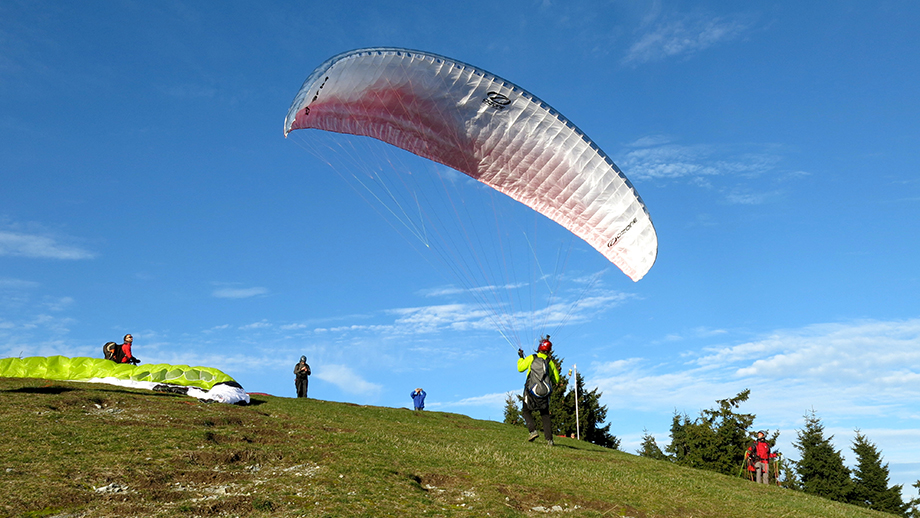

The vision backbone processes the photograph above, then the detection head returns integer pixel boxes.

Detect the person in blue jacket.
[411,387,426,410]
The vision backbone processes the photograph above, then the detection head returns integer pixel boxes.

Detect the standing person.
[746,430,777,484]
[294,355,311,398]
[411,388,426,411]
[517,336,560,446]
[114,334,139,365]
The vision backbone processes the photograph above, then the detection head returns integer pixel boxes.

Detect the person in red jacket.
[746,430,777,484]
[115,334,139,365]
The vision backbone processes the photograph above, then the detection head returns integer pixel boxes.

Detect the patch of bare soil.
[417,472,482,509]
[496,484,648,517]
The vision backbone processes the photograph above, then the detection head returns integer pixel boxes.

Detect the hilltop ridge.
[0,378,891,517]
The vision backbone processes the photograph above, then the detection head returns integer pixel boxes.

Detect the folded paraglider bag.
[102,342,117,361]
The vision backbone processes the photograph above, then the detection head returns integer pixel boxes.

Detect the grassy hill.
[0,377,894,518]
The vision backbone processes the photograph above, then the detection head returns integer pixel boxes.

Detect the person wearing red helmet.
[517,335,560,446]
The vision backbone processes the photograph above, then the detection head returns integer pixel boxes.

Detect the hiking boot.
[546,439,554,447]
[527,431,540,442]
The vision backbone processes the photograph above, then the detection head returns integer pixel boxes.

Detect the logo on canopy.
[606,217,638,248]
[483,91,512,110]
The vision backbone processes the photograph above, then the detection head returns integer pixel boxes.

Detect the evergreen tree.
[546,351,570,435]
[555,367,620,449]
[780,457,802,490]
[637,428,668,460]
[665,411,693,463]
[850,430,907,515]
[665,389,757,476]
[907,480,920,518]
[792,409,854,503]
[503,393,525,427]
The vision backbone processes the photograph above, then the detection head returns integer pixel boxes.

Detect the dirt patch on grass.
[419,472,469,488]
[173,469,243,486]
[184,448,267,466]
[416,472,483,508]
[495,484,647,516]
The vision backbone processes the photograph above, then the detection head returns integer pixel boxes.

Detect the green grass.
[0,378,895,517]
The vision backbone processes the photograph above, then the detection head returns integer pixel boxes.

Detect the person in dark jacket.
[294,355,311,398]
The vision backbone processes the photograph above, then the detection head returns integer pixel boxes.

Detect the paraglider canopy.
[285,47,657,282]
[0,356,250,404]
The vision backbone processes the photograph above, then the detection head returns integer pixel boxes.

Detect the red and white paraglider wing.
[285,47,657,281]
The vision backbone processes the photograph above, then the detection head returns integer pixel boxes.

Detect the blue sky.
[3,0,920,493]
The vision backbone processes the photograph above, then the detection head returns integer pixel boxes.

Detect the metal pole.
[574,363,580,440]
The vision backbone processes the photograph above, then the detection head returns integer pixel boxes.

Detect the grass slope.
[0,378,893,518]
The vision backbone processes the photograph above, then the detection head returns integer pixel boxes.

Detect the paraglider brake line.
[523,232,553,293]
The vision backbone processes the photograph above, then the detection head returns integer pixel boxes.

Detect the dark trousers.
[295,378,309,398]
[522,401,552,440]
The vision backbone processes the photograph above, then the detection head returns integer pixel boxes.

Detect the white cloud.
[623,13,750,65]
[592,319,920,417]
[724,190,773,205]
[202,324,230,333]
[391,303,475,323]
[0,230,94,259]
[42,296,74,312]
[311,303,496,337]
[593,357,643,376]
[421,283,529,298]
[448,391,514,408]
[212,286,268,299]
[727,321,920,392]
[239,320,272,330]
[0,278,40,289]
[315,364,382,396]
[280,323,309,330]
[196,277,636,359]
[620,139,781,182]
[618,137,791,206]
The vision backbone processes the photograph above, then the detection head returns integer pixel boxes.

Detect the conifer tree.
[780,458,802,490]
[503,393,525,427]
[907,481,920,518]
[665,390,757,476]
[792,409,854,503]
[555,367,620,448]
[850,430,907,515]
[546,351,570,433]
[665,411,693,463]
[637,429,668,460]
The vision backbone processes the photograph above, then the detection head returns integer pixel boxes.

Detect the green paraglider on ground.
[0,356,249,404]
